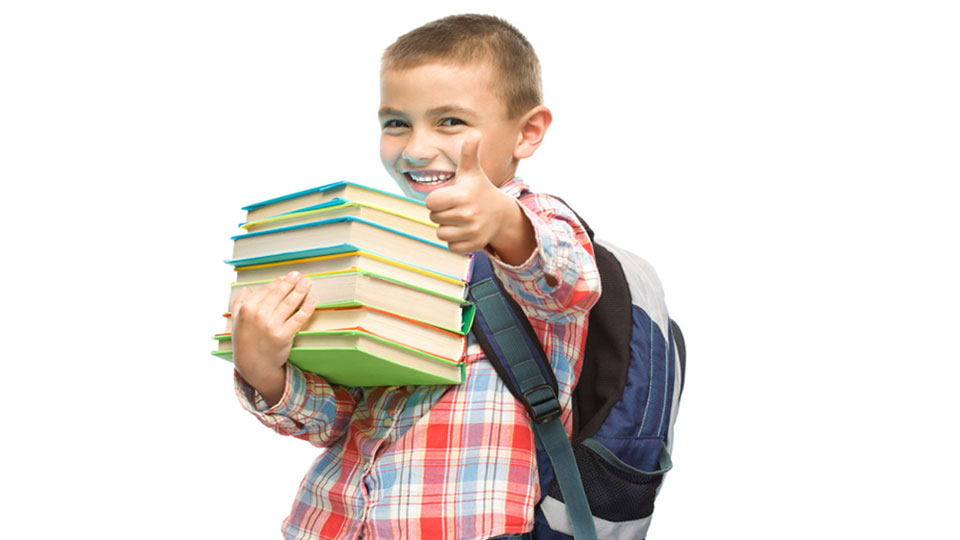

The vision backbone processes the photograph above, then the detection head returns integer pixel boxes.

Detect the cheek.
[482,141,512,177]
[380,139,399,168]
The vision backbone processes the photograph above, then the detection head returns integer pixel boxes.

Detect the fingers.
[456,131,481,176]
[436,225,484,254]
[281,292,318,336]
[428,204,474,227]
[426,132,484,215]
[233,271,299,322]
[273,275,313,325]
[240,272,293,320]
[445,240,480,255]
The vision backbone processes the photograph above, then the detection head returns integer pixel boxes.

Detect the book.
[232,250,468,300]
[220,181,476,387]
[227,269,469,334]
[229,216,470,280]
[241,197,440,243]
[211,330,464,386]
[243,181,431,224]
[219,304,468,362]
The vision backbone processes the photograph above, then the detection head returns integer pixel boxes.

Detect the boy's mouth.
[404,170,455,186]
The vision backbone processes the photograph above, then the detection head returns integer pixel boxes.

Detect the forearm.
[236,362,286,408]
[488,192,539,269]
[489,194,601,323]
[235,364,358,448]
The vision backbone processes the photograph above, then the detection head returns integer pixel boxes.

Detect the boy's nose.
[401,130,438,165]
[402,153,433,168]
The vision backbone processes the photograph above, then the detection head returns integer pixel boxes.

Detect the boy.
[230,14,600,540]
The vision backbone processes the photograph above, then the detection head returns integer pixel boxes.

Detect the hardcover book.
[229,216,470,280]
[232,250,469,300]
[228,269,469,334]
[241,197,439,243]
[212,330,464,386]
[243,181,431,224]
[219,304,471,361]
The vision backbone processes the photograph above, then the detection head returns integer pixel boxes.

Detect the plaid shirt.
[235,178,601,540]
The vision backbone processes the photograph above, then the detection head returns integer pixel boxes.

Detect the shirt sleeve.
[234,363,358,448]
[486,193,601,324]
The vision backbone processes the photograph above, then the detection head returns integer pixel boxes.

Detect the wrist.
[488,194,536,266]
[240,363,287,407]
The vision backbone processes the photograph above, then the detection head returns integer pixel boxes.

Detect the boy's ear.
[513,105,552,160]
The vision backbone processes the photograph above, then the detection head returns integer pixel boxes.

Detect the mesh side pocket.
[545,439,670,522]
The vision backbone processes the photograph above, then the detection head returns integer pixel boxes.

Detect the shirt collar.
[499,177,530,198]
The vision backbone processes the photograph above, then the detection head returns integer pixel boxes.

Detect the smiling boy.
[379,61,542,266]
[230,14,600,540]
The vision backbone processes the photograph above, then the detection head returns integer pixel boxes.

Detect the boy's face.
[379,61,523,200]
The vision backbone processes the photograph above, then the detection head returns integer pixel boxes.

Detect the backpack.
[469,197,685,540]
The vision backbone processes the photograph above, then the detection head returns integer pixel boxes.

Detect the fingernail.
[297,276,310,289]
[287,271,300,280]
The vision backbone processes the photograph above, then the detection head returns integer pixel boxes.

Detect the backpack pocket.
[538,437,672,539]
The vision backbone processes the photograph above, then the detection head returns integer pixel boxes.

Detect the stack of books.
[211,182,475,387]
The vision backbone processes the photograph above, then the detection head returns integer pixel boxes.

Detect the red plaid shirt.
[235,178,601,540]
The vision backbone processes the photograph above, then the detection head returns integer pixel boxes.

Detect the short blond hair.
[381,14,543,119]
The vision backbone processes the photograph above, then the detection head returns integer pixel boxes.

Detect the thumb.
[456,131,482,178]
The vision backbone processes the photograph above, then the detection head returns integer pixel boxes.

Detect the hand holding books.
[230,271,318,406]
[213,181,476,387]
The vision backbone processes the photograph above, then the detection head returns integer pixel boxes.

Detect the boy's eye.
[383,119,408,129]
[440,118,466,127]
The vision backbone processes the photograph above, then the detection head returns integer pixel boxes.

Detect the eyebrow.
[377,107,404,118]
[427,105,475,118]
[378,105,476,118]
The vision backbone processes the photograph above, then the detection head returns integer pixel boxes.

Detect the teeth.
[408,172,454,185]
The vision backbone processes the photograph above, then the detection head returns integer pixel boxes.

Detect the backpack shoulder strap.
[469,251,598,540]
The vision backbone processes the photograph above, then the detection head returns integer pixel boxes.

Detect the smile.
[405,170,455,185]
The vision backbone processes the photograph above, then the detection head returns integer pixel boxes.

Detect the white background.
[2,1,958,538]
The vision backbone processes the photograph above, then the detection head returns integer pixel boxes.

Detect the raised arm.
[488,192,602,324]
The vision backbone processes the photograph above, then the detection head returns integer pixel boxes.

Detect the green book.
[212,330,464,386]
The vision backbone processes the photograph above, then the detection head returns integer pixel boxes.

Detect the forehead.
[379,61,508,118]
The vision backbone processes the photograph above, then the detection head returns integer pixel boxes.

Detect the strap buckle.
[523,384,561,424]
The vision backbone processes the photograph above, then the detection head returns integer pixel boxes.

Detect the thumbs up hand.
[425,132,515,255]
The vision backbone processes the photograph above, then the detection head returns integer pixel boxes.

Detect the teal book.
[243,181,430,224]
[228,216,471,281]
[239,196,440,244]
